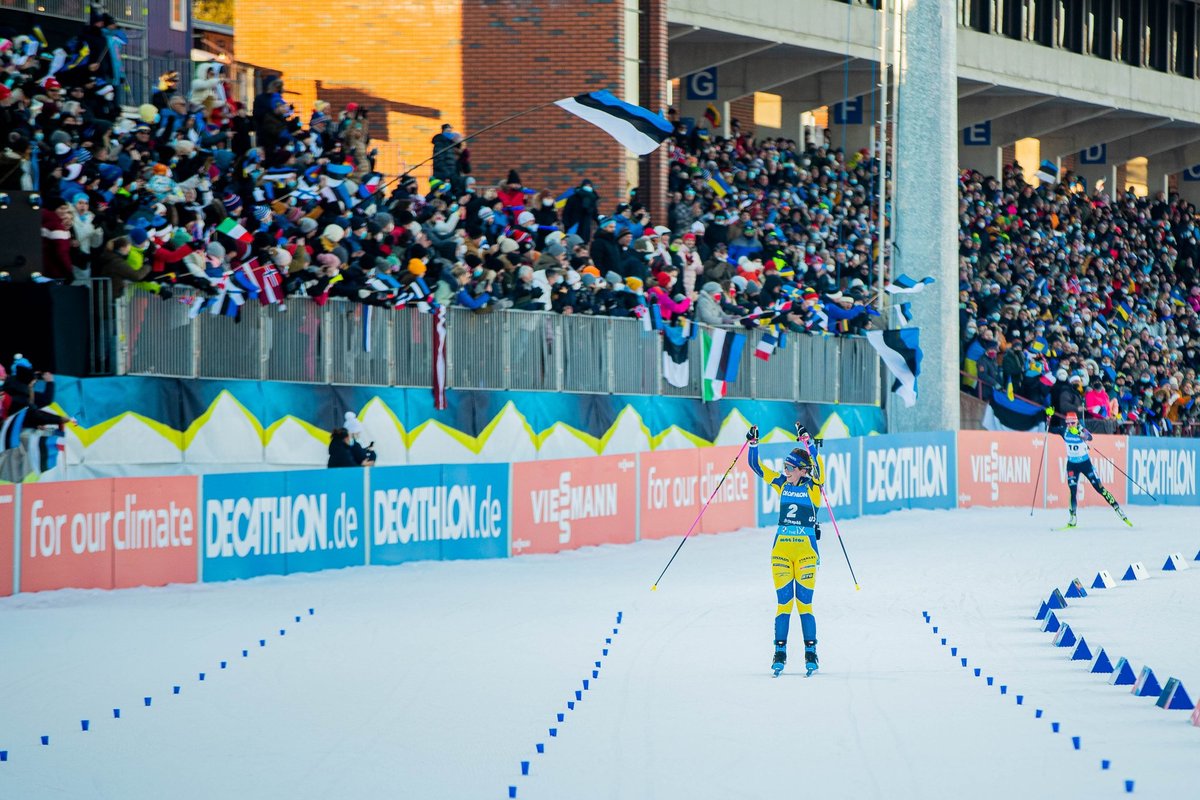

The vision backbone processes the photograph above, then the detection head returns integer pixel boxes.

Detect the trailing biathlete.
[746,423,824,677]
[1046,408,1131,528]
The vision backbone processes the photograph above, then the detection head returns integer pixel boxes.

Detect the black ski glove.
[746,425,759,442]
[814,522,822,540]
[795,423,810,441]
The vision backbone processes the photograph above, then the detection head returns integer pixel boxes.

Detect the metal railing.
[116,294,881,404]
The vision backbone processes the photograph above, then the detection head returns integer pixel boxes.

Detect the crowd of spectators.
[2,14,1197,435]
[1,13,884,339]
[958,165,1200,436]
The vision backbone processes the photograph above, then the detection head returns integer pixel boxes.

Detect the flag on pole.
[1036,159,1059,185]
[216,217,253,243]
[754,328,779,361]
[661,322,691,388]
[866,328,922,407]
[554,90,673,155]
[704,102,721,128]
[702,169,732,198]
[893,302,913,327]
[884,274,935,295]
[701,327,745,401]
[432,305,448,410]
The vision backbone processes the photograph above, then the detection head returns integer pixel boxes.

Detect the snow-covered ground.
[1,505,1197,799]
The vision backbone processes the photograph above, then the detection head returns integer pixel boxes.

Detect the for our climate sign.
[370,463,508,563]
[202,469,364,581]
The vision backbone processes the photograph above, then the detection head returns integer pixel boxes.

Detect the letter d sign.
[1183,164,1200,182]
[686,68,717,101]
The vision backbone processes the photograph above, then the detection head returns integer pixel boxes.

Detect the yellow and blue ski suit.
[748,441,823,644]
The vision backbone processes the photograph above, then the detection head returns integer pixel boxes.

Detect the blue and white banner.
[369,464,508,565]
[1127,437,1200,506]
[202,469,366,582]
[861,432,956,515]
[754,439,861,528]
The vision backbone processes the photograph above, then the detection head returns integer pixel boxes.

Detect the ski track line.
[505,610,626,800]
[0,607,318,775]
[920,610,1137,796]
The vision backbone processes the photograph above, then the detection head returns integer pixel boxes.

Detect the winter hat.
[343,412,364,435]
[222,191,242,212]
[298,217,318,234]
[206,241,226,260]
[498,237,519,255]
[747,280,761,295]
[372,211,394,230]
[625,276,644,291]
[253,205,271,222]
[564,234,585,249]
[604,271,623,286]
[331,245,349,265]
[517,210,535,227]
[129,227,149,247]
[407,258,427,276]
[654,271,672,288]
[701,281,722,295]
[582,274,598,287]
[543,243,565,258]
[580,266,601,278]
[731,275,748,291]
[506,169,522,184]
[600,217,617,230]
[322,224,345,243]
[545,231,565,247]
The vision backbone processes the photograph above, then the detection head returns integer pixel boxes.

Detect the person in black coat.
[589,218,621,277]
[562,179,599,240]
[328,428,371,467]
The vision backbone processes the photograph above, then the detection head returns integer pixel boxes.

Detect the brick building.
[235,0,667,218]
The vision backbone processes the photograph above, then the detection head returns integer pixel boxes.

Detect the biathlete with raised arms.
[1046,407,1131,528]
[746,423,824,677]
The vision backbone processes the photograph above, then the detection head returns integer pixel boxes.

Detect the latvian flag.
[866,328,922,408]
[701,327,745,402]
[216,217,253,244]
[554,90,673,156]
[755,328,780,361]
[884,273,935,295]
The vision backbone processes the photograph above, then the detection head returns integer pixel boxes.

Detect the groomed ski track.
[1,506,1197,799]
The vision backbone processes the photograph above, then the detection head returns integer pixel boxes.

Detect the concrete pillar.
[891,0,959,434]
[639,0,668,224]
[1174,172,1200,206]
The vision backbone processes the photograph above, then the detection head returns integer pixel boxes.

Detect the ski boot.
[804,640,819,677]
[771,640,787,677]
[1065,510,1077,529]
[1115,506,1132,527]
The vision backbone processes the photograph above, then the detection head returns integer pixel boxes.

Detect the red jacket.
[40,209,72,279]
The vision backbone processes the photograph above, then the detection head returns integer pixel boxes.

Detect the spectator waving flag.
[216,217,253,244]
[866,328,922,408]
[884,274,935,295]
[704,102,721,128]
[702,169,732,198]
[701,327,745,401]
[754,327,780,361]
[893,301,914,327]
[1036,159,1058,185]
[554,91,673,155]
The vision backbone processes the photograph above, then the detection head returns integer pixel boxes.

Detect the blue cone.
[1133,666,1162,697]
[1048,588,1068,609]
[1091,649,1114,674]
[1065,579,1087,599]
[1042,611,1061,633]
[1035,600,1049,621]
[1071,637,1092,661]
[1109,658,1136,686]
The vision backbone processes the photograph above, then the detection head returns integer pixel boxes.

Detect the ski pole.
[819,485,861,591]
[651,440,748,592]
[1092,446,1157,502]
[1030,427,1050,516]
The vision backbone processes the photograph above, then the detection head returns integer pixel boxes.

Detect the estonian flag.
[661,323,691,388]
[555,91,673,156]
[1036,159,1058,185]
[702,327,745,395]
[884,274,935,295]
[893,302,914,328]
[866,328,921,408]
